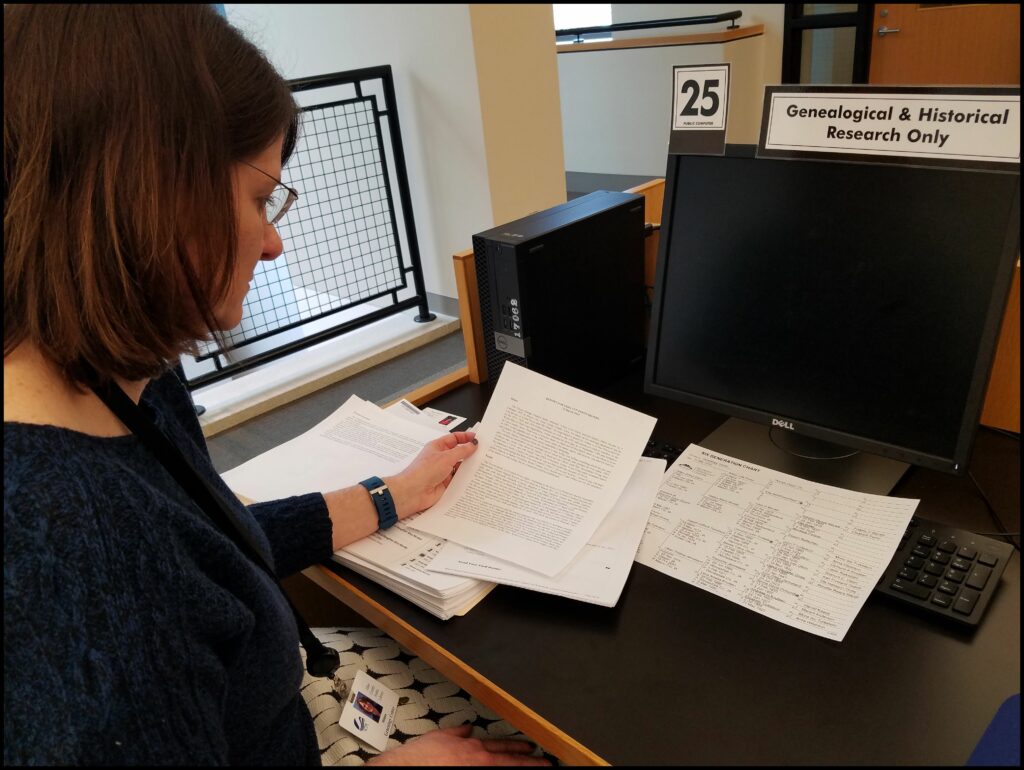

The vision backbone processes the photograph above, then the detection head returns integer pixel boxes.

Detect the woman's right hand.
[366,724,551,766]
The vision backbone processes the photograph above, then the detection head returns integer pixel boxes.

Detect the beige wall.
[612,4,785,85]
[469,4,567,225]
[725,33,768,146]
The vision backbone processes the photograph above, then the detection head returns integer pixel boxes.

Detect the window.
[554,4,612,44]
[782,4,873,83]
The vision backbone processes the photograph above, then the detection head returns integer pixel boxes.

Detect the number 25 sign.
[672,64,729,131]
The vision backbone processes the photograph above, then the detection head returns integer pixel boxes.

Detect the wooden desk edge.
[382,366,471,409]
[303,564,609,766]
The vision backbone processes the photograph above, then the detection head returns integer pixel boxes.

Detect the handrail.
[555,11,741,44]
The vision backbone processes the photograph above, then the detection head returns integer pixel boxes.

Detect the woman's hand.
[385,431,478,519]
[366,724,550,766]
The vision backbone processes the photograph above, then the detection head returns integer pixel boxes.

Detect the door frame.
[782,4,874,84]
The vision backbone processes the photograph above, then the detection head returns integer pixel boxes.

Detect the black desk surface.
[322,371,1021,765]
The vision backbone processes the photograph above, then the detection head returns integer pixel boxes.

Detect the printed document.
[386,398,468,431]
[222,395,445,501]
[634,446,918,641]
[428,457,666,606]
[221,396,494,618]
[409,363,657,577]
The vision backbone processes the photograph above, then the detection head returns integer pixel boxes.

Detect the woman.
[4,5,546,766]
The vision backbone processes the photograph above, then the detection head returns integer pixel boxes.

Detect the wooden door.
[869,4,1020,85]
[869,3,1020,433]
[979,265,1020,433]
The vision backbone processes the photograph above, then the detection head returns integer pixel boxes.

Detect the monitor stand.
[698,418,910,496]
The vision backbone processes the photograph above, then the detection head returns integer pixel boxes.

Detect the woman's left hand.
[385,431,478,518]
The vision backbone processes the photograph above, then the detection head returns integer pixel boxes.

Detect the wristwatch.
[359,476,398,530]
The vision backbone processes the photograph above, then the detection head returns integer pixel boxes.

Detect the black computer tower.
[472,191,646,391]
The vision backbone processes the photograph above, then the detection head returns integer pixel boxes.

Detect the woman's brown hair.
[4,4,299,388]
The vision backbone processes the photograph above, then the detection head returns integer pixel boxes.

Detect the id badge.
[339,669,400,751]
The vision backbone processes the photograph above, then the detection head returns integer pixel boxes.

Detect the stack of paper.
[413,363,662,607]
[426,457,664,606]
[336,499,496,618]
[223,361,924,637]
[221,395,494,620]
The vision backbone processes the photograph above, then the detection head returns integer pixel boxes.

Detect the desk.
[303,368,1020,765]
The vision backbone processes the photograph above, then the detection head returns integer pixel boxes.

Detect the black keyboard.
[642,438,684,466]
[874,516,1014,627]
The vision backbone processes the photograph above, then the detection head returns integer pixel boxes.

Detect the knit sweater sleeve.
[247,496,335,577]
[155,368,334,577]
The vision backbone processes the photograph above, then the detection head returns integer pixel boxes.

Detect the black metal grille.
[182,66,433,390]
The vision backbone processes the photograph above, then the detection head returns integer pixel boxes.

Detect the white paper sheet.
[428,457,666,606]
[409,363,657,577]
[221,395,444,501]
[335,553,495,619]
[634,445,918,641]
[386,399,468,431]
[220,396,492,603]
[340,514,471,596]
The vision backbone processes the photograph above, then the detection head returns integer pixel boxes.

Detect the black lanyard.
[92,379,340,678]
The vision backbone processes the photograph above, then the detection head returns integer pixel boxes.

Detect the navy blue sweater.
[4,369,334,765]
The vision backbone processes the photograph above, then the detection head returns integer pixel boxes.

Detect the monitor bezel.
[644,144,1021,475]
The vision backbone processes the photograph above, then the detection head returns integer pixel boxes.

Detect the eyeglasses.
[242,161,299,225]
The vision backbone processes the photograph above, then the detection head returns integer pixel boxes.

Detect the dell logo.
[772,418,795,431]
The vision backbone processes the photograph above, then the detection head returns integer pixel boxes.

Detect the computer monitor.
[645,145,1020,494]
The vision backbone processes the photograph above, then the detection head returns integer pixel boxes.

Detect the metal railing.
[555,11,742,44]
[182,65,435,390]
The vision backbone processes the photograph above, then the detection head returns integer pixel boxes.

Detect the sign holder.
[757,84,1020,172]
[668,63,730,156]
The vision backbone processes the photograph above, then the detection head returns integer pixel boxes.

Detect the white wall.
[559,35,764,176]
[559,4,785,176]
[611,4,784,83]
[225,4,494,300]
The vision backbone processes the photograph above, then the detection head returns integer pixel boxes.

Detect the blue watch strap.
[359,476,398,530]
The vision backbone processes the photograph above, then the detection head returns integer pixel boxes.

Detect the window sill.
[194,310,460,438]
